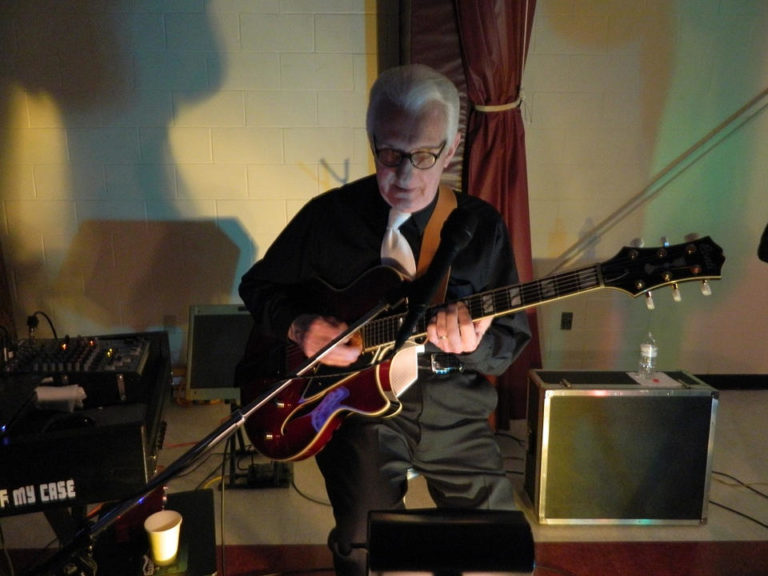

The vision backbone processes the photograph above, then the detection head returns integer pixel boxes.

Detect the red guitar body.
[243,361,399,461]
[238,267,407,462]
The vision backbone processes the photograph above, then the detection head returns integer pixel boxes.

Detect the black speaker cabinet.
[524,370,718,525]
[368,509,534,573]
[184,304,253,402]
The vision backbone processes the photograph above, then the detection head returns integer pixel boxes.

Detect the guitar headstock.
[601,236,725,300]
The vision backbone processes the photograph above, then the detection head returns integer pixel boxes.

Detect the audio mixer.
[4,334,153,407]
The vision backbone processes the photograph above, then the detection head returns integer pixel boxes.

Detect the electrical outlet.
[560,312,573,330]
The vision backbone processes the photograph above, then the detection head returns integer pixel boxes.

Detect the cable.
[709,500,768,530]
[171,449,225,482]
[0,389,37,437]
[27,311,58,341]
[290,475,331,507]
[712,470,768,499]
[218,434,230,576]
[190,456,227,490]
[200,475,224,491]
[708,470,768,530]
[495,429,526,447]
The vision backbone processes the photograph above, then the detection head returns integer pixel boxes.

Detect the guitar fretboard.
[361,264,603,351]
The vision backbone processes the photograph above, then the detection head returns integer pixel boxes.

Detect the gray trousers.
[315,374,517,576]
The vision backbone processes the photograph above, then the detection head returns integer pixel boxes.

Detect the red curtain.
[404,0,540,424]
[455,0,540,423]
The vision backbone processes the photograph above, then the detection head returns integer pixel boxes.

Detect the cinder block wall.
[1,1,766,375]
[0,2,377,363]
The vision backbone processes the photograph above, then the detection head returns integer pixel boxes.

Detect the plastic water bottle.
[638,332,658,379]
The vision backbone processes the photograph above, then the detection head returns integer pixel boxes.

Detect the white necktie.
[381,209,416,279]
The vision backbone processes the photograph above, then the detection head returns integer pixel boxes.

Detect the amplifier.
[368,509,534,573]
[184,304,252,402]
[0,402,154,516]
[0,332,170,517]
[524,370,718,525]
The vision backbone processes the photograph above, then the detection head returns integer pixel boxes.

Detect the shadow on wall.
[53,220,241,333]
[0,0,225,339]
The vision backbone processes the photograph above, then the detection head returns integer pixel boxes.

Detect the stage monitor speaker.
[184,304,253,402]
[368,508,534,574]
[524,370,718,525]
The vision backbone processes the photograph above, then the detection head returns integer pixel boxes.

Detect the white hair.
[366,64,460,144]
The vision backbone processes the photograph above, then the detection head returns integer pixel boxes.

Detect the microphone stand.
[23,295,404,576]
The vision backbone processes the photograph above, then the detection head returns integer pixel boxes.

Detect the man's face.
[372,102,459,214]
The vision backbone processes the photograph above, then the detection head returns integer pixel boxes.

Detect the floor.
[162,386,768,548]
[3,384,767,575]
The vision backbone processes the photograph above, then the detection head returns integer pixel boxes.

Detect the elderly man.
[238,63,530,576]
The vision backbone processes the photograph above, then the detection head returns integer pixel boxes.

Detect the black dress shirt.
[239,174,530,379]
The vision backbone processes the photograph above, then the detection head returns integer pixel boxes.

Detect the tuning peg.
[700,280,712,296]
[672,283,682,302]
[645,291,655,310]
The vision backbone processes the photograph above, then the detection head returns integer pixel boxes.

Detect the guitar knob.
[645,291,655,310]
[631,237,645,248]
[672,283,682,302]
[661,236,670,247]
[701,280,712,296]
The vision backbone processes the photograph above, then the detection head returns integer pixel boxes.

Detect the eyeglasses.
[373,138,447,170]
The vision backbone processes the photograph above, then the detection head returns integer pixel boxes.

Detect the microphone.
[392,207,479,352]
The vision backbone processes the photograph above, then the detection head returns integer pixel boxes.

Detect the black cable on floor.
[709,500,768,530]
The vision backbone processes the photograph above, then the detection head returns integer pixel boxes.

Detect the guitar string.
[359,246,706,348]
[360,266,602,348]
[272,248,707,398]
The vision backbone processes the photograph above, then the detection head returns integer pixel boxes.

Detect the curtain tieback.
[474,95,523,113]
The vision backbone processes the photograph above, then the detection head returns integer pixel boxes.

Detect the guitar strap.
[416,185,457,304]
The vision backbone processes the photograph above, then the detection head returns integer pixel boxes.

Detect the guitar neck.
[361,263,603,352]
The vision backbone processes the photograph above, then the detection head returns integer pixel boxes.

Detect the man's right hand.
[288,314,362,366]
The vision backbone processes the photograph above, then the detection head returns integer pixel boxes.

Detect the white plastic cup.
[144,509,183,566]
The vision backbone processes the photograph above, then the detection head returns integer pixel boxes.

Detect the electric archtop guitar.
[239,237,725,461]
